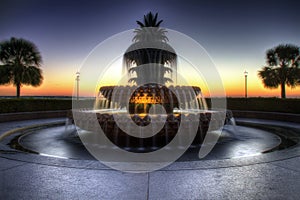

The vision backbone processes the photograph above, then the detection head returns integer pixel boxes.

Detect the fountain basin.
[8,119,296,161]
[1,115,299,172]
[70,109,232,152]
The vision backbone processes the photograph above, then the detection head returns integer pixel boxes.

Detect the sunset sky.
[1,0,300,97]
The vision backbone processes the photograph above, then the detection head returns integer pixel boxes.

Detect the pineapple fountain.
[72,13,231,153]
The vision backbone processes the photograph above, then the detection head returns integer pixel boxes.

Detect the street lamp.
[76,71,80,100]
[244,70,248,98]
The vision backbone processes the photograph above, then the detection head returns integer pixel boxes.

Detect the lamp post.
[244,70,248,98]
[76,71,80,100]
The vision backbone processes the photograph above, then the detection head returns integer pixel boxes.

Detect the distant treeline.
[206,98,300,114]
[0,98,299,114]
[0,96,82,99]
[0,99,72,113]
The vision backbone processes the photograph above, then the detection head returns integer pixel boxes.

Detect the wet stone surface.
[13,122,282,161]
[0,118,300,199]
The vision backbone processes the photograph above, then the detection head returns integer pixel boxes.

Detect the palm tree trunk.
[16,83,21,98]
[281,81,286,99]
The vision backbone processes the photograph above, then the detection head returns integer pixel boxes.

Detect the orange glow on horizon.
[1,81,299,98]
[1,62,299,98]
[1,78,299,98]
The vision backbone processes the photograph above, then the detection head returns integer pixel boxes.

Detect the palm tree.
[258,44,300,98]
[0,37,43,98]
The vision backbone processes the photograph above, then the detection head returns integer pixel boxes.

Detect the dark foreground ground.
[0,118,300,199]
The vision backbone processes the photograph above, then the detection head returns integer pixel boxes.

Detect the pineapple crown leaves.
[136,12,163,27]
[133,12,168,43]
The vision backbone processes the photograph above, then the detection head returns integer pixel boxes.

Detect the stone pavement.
[0,118,299,200]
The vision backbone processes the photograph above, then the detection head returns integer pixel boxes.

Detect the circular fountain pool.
[8,118,299,162]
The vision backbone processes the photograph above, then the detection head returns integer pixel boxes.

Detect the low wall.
[232,110,300,123]
[0,110,299,124]
[0,110,68,123]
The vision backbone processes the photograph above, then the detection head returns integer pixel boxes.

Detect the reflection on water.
[12,120,294,161]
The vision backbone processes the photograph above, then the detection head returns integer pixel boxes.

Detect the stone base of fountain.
[69,110,233,152]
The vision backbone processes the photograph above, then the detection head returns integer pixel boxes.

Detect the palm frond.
[21,66,43,86]
[286,67,300,88]
[0,65,13,85]
[258,66,280,89]
[266,49,277,66]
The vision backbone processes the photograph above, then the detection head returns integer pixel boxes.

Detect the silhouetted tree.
[0,37,43,98]
[258,44,300,98]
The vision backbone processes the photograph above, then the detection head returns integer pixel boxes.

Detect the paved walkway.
[0,118,300,199]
